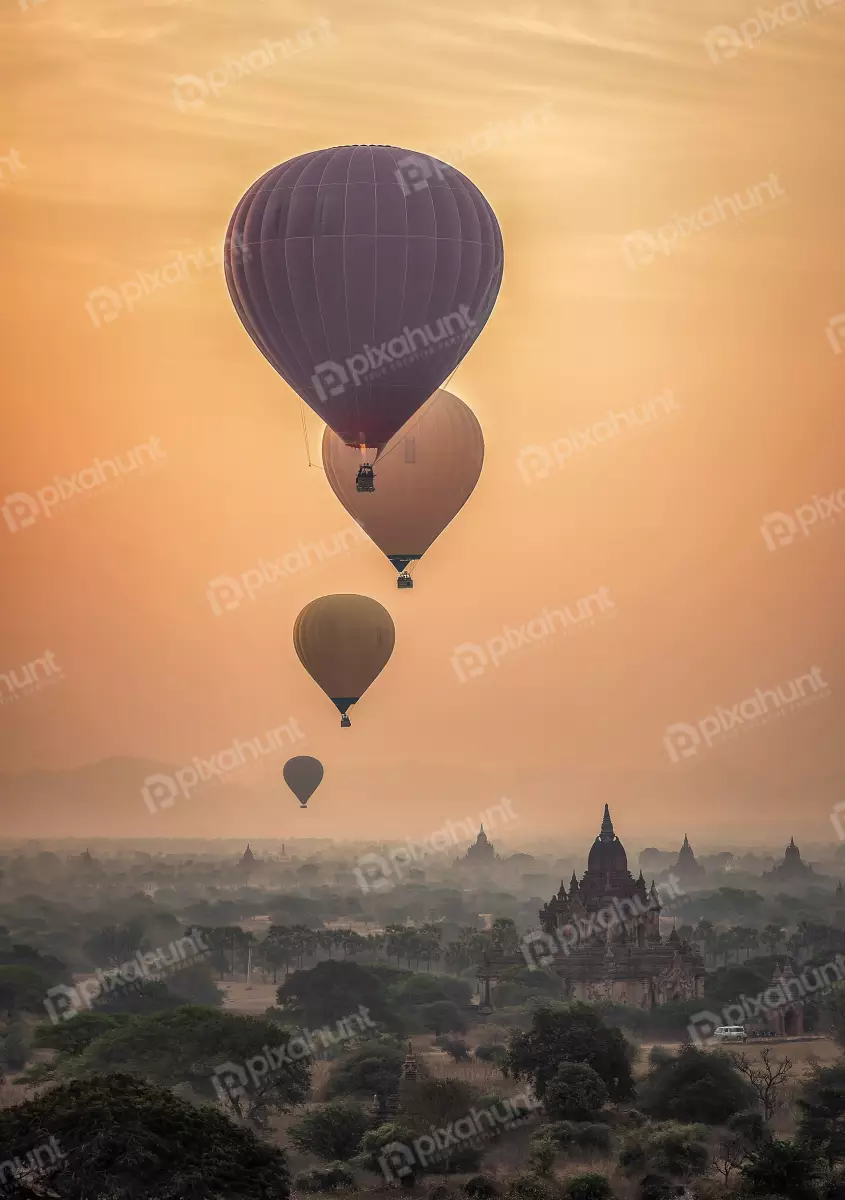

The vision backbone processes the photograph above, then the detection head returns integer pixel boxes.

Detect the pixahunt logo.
[207,526,369,616]
[354,798,518,893]
[663,666,829,762]
[142,719,305,812]
[451,588,616,682]
[44,931,208,1023]
[760,487,845,550]
[0,650,63,706]
[211,1006,376,1107]
[688,954,845,1045]
[516,390,678,484]
[2,438,166,532]
[520,875,685,968]
[311,306,478,402]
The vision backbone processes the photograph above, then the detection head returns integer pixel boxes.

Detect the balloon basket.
[356,464,375,492]
[397,572,414,589]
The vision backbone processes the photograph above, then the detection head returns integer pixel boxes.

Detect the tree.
[639,1043,756,1125]
[797,1060,845,1171]
[391,972,472,1009]
[440,1037,471,1062]
[288,1100,371,1161]
[0,1022,30,1072]
[0,1072,291,1199]
[327,1041,405,1110]
[165,961,224,1007]
[294,1162,356,1192]
[490,918,519,955]
[732,1047,793,1121]
[762,923,784,954]
[399,1077,484,1172]
[277,960,389,1027]
[543,1062,607,1122]
[419,1000,467,1036]
[0,965,48,1019]
[711,1109,765,1188]
[92,979,185,1016]
[739,1136,825,1199]
[507,1003,635,1102]
[618,1121,709,1185]
[355,1120,418,1182]
[823,982,845,1051]
[82,920,147,968]
[474,1043,506,1067]
[464,1176,500,1199]
[56,1005,310,1123]
[33,1011,132,1060]
[563,1176,613,1200]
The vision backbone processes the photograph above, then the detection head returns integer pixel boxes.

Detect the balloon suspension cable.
[299,400,324,470]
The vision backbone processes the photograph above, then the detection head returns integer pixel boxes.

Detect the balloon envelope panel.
[322,389,484,565]
[293,594,395,705]
[225,146,503,450]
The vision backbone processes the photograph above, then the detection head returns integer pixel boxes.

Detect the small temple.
[489,805,705,1009]
[240,844,256,868]
[763,837,816,883]
[457,824,498,866]
[672,834,706,886]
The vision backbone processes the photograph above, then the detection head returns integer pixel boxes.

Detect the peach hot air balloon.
[322,390,484,588]
[293,595,395,727]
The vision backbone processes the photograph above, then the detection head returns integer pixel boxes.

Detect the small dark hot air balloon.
[293,595,395,727]
[283,756,324,808]
[224,145,503,490]
[322,389,484,587]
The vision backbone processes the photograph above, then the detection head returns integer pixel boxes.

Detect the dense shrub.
[618,1121,709,1182]
[638,1044,756,1125]
[544,1062,608,1122]
[505,1172,558,1200]
[507,1003,635,1102]
[464,1176,500,1199]
[563,1175,614,1200]
[535,1121,613,1158]
[439,1036,471,1062]
[288,1100,370,1161]
[475,1043,508,1066]
[294,1162,356,1192]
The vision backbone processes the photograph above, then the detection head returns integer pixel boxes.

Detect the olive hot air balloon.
[293,595,395,727]
[283,756,324,808]
[224,146,503,490]
[322,389,483,588]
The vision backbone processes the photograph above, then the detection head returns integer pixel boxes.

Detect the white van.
[713,1025,747,1043]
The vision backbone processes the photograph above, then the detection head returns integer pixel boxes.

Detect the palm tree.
[762,923,783,955]
[490,918,519,955]
[715,931,734,965]
[417,923,443,971]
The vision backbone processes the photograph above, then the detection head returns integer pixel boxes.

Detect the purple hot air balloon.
[224,146,503,489]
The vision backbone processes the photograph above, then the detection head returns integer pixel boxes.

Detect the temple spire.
[600,804,614,838]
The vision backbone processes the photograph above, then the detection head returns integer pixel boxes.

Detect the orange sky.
[1,0,844,843]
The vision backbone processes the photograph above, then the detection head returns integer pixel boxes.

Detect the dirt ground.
[219,980,280,1014]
